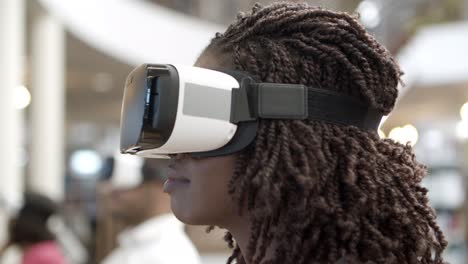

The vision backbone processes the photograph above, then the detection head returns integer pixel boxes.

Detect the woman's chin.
[170,202,218,226]
[172,212,209,226]
[172,209,194,224]
[170,199,199,225]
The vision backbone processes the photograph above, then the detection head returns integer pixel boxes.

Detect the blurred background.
[0,0,467,263]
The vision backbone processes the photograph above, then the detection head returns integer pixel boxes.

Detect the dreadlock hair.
[198,2,447,264]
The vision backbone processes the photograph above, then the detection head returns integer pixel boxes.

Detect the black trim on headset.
[120,64,179,154]
[120,64,149,154]
[139,64,180,149]
[190,70,260,158]
[191,121,258,158]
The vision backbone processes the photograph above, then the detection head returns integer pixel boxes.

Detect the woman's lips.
[164,166,190,193]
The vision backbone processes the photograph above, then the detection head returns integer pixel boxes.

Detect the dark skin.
[165,52,272,263]
[167,153,255,261]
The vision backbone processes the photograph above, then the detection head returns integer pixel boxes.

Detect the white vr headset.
[120,64,383,159]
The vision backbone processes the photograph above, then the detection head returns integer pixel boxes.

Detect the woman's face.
[164,53,242,226]
[165,154,238,226]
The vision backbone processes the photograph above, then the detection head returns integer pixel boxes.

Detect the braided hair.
[198,2,447,264]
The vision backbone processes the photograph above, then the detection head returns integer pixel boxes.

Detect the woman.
[166,3,447,263]
[0,193,68,264]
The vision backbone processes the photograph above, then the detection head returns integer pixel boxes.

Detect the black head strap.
[231,77,383,131]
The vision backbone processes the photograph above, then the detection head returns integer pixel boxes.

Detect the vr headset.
[120,64,383,159]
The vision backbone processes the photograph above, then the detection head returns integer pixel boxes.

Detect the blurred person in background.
[100,154,200,264]
[163,2,448,264]
[0,193,68,264]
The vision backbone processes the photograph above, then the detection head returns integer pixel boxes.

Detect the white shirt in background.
[101,214,201,264]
